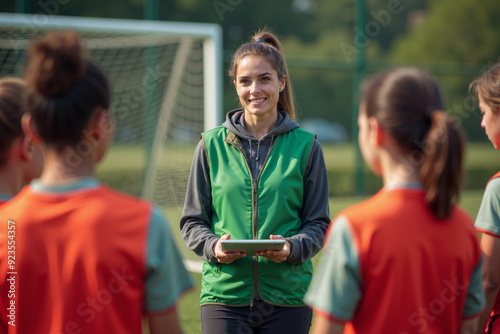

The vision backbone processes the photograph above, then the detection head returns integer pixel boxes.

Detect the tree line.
[1,0,499,140]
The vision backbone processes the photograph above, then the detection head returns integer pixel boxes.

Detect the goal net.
[0,14,222,230]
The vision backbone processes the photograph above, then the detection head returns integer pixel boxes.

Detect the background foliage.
[1,0,499,141]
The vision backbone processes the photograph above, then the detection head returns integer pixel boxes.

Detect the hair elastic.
[255,37,264,43]
[425,106,438,120]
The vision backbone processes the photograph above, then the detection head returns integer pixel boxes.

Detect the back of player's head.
[0,77,27,168]
[25,30,110,150]
[469,62,500,112]
[229,30,296,120]
[362,67,464,219]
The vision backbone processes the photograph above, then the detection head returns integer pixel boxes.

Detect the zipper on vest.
[250,138,277,310]
[251,178,258,312]
[230,136,278,311]
[253,137,277,235]
[252,179,258,237]
[229,140,259,309]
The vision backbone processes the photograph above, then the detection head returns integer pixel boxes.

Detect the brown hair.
[229,30,296,120]
[362,68,465,219]
[0,77,27,168]
[24,30,110,150]
[469,62,500,112]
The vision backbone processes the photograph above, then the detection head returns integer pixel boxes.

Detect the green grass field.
[172,190,488,334]
[96,142,498,333]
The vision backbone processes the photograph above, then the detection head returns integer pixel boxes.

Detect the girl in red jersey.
[470,62,500,334]
[305,68,485,334]
[0,77,43,204]
[0,31,193,334]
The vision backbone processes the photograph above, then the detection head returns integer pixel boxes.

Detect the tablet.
[221,239,285,254]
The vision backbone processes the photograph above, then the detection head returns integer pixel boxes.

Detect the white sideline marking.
[183,259,203,273]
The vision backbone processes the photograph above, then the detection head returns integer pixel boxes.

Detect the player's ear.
[368,116,384,147]
[89,108,113,142]
[375,122,385,147]
[20,136,34,162]
[19,114,40,161]
[279,76,286,92]
[99,109,115,139]
[21,114,42,144]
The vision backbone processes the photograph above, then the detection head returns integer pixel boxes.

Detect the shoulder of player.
[99,185,152,209]
[338,189,388,219]
[485,175,500,194]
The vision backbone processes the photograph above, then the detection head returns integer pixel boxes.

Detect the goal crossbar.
[0,12,223,130]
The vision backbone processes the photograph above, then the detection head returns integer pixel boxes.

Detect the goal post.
[0,13,223,215]
[0,12,222,130]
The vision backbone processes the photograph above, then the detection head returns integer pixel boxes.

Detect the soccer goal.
[0,13,222,217]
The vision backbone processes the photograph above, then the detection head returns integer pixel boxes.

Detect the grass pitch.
[97,142,495,333]
[170,189,487,333]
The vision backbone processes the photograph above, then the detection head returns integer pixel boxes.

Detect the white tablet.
[221,239,285,254]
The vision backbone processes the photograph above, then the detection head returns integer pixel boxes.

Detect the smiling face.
[479,94,500,149]
[234,55,285,120]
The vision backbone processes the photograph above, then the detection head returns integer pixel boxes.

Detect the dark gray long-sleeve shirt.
[180,109,330,264]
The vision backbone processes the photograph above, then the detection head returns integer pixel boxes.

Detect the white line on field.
[183,259,203,273]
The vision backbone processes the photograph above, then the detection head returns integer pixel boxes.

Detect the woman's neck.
[38,149,96,185]
[243,111,278,140]
[380,149,422,188]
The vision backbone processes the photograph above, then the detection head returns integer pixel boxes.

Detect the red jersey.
[306,187,484,334]
[0,184,151,334]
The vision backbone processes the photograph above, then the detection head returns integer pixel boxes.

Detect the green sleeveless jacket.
[200,126,315,306]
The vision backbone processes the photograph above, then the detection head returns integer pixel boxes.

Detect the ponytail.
[363,68,465,219]
[420,110,464,219]
[229,29,296,120]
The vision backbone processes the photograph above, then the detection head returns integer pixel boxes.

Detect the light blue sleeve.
[475,178,500,236]
[463,256,486,318]
[304,215,362,321]
[144,206,195,312]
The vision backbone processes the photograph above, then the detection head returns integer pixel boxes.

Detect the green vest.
[200,126,315,306]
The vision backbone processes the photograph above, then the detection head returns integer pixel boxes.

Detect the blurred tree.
[365,0,429,52]
[391,0,500,63]
[275,0,429,134]
[390,0,500,140]
[0,0,144,19]
[303,0,428,58]
[2,0,494,140]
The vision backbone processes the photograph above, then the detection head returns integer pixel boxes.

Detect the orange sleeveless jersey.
[342,189,481,333]
[0,185,151,334]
